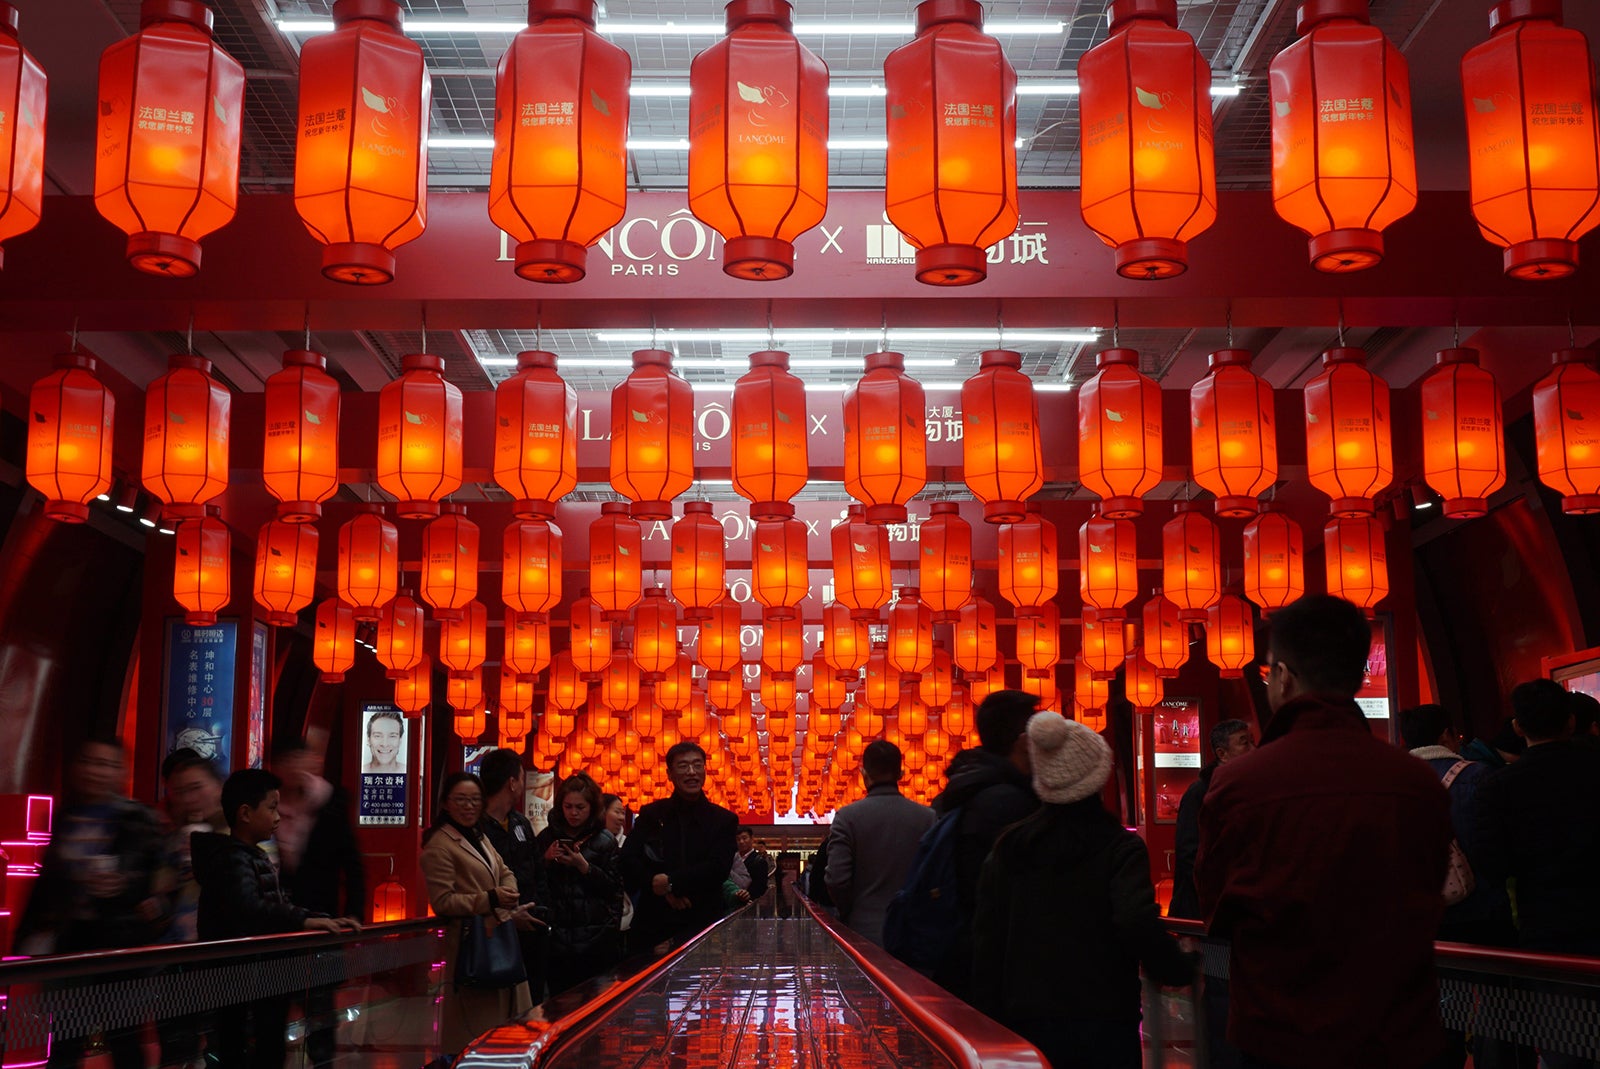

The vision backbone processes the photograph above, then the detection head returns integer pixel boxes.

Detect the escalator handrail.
[0,918,445,984]
[800,897,1050,1069]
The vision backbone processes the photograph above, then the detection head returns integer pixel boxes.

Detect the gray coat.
[825,783,936,946]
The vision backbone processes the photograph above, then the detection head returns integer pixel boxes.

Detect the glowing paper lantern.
[761,612,805,675]
[376,593,425,680]
[253,520,318,626]
[844,352,927,525]
[601,646,641,710]
[1142,593,1190,678]
[671,502,726,621]
[503,518,562,616]
[493,349,578,519]
[1304,347,1393,516]
[610,349,694,519]
[173,515,229,626]
[1420,347,1504,518]
[687,0,828,280]
[1270,0,1416,271]
[590,502,643,619]
[1534,349,1600,514]
[501,666,537,716]
[887,588,934,681]
[1191,348,1277,517]
[314,599,356,682]
[633,588,679,680]
[262,350,340,523]
[961,351,1044,523]
[452,698,486,741]
[394,655,432,715]
[883,0,1017,286]
[421,509,479,622]
[657,652,693,711]
[697,595,743,681]
[733,350,809,519]
[337,506,398,622]
[1078,605,1125,680]
[295,0,429,284]
[1022,667,1059,711]
[919,643,954,708]
[0,3,44,267]
[143,354,230,520]
[1163,504,1221,623]
[1205,594,1256,678]
[832,506,893,620]
[547,651,588,712]
[752,517,808,620]
[503,609,549,680]
[439,600,487,678]
[919,503,972,619]
[1079,347,1162,518]
[27,354,113,523]
[568,592,613,677]
[761,671,798,713]
[1324,513,1388,613]
[1125,649,1165,708]
[1078,0,1216,279]
[1074,657,1109,711]
[1016,600,1062,676]
[1462,1,1600,279]
[998,506,1058,617]
[823,602,870,678]
[377,353,462,519]
[1242,504,1305,612]
[862,644,900,711]
[490,0,631,282]
[94,0,243,276]
[954,595,998,675]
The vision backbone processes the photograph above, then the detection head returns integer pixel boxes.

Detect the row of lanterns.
[1,0,1597,284]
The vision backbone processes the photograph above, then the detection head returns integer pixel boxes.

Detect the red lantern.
[253,520,317,627]
[657,651,693,712]
[1125,649,1165,708]
[954,595,998,675]
[95,0,243,276]
[337,505,397,622]
[490,0,630,282]
[812,652,848,710]
[1304,347,1393,516]
[1074,656,1109,711]
[919,503,972,620]
[262,350,340,523]
[314,599,356,682]
[1205,594,1255,678]
[944,686,973,738]
[1016,600,1062,677]
[1463,1,1600,279]
[676,685,708,732]
[844,352,927,525]
[439,600,487,678]
[394,655,432,715]
[173,515,230,626]
[601,646,641,710]
[919,643,954,708]
[761,612,805,675]
[998,505,1058,617]
[697,595,743,678]
[143,354,230,521]
[494,350,578,519]
[376,593,425,680]
[733,351,809,519]
[1421,347,1505,518]
[687,0,828,280]
[1191,349,1277,517]
[1534,349,1600,513]
[752,517,808,621]
[569,592,612,677]
[671,502,726,621]
[1163,504,1221,623]
[883,0,1017,286]
[832,506,893,620]
[1078,605,1125,680]
[1079,348,1162,518]
[1270,0,1416,271]
[377,353,462,519]
[888,588,934,681]
[1142,593,1190,678]
[822,601,870,678]
[503,609,549,680]
[27,354,113,523]
[501,666,537,717]
[548,650,588,712]
[421,509,479,622]
[590,502,643,619]
[295,0,429,285]
[862,644,900,711]
[1022,667,1059,712]
[761,671,798,714]
[451,693,486,737]
[1324,513,1388,613]
[961,350,1043,522]
[633,588,679,680]
[503,518,562,616]
[610,350,694,519]
[0,3,44,267]
[1242,504,1305,612]
[1078,0,1216,279]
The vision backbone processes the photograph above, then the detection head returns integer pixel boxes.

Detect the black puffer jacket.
[533,821,622,958]
[191,832,311,940]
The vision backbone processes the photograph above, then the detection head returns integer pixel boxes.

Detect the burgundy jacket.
[1196,694,1452,1069]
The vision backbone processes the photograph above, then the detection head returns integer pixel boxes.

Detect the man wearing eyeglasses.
[619,741,739,953]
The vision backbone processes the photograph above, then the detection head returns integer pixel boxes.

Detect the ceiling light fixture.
[593,328,1099,344]
[277,18,1065,37]
[138,502,160,529]
[113,484,138,513]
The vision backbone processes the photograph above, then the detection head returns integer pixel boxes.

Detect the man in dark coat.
[826,740,935,946]
[478,748,547,1001]
[1168,718,1254,920]
[1197,595,1452,1069]
[620,741,739,951]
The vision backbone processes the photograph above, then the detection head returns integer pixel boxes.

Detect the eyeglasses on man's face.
[670,761,705,775]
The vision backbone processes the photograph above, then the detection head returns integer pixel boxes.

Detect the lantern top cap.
[402,353,447,374]
[140,0,214,32]
[1551,348,1598,367]
[1489,0,1561,31]
[1433,347,1482,367]
[332,0,404,30]
[1207,348,1256,370]
[930,501,961,515]
[1296,0,1371,35]
[978,349,1024,369]
[0,4,19,37]
[898,586,921,598]
[1172,499,1210,516]
[600,500,632,515]
[1320,346,1370,367]
[864,350,907,372]
[1108,0,1179,31]
[1095,347,1141,369]
[52,352,99,372]
[630,348,674,369]
[726,0,793,31]
[682,500,714,515]
[168,353,214,374]
[914,0,984,33]
[282,349,328,370]
[530,0,599,26]
[643,586,669,599]
[516,349,559,371]
[748,350,791,369]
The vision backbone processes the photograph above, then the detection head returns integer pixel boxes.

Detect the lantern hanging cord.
[1452,309,1459,349]
[1112,304,1119,349]
[536,305,543,352]
[1225,306,1233,349]
[880,309,888,353]
[70,316,79,353]
[304,306,312,352]
[996,306,1005,347]
[1569,310,1576,349]
[420,308,428,354]
[651,313,658,351]
[1336,305,1345,348]
[186,311,195,356]
[767,302,776,351]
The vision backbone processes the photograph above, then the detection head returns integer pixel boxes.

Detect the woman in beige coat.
[420,772,533,1056]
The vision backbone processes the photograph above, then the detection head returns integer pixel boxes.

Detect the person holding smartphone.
[533,773,623,995]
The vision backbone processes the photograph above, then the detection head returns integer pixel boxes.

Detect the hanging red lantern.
[438,600,487,678]
[173,514,230,626]
[970,653,1008,707]
[1205,594,1256,678]
[503,609,549,680]
[1074,656,1109,711]
[313,599,356,682]
[998,505,1058,617]
[590,502,643,619]
[1462,1,1600,279]
[832,506,893,620]
[812,651,849,710]
[1078,605,1126,681]
[394,655,432,715]
[822,601,870,678]
[633,588,679,680]
[1079,348,1162,518]
[1125,649,1165,708]
[657,651,693,712]
[1242,503,1305,612]
[610,349,694,519]
[0,3,44,267]
[961,350,1043,522]
[761,671,798,714]
[1078,0,1217,279]
[548,650,588,712]
[567,592,613,678]
[27,354,113,523]
[1016,600,1062,677]
[490,0,630,282]
[494,350,578,519]
[143,354,230,521]
[944,686,973,738]
[337,505,397,622]
[861,644,900,711]
[295,0,429,285]
[376,592,425,680]
[1270,0,1416,271]
[501,666,537,717]
[451,695,486,740]
[954,595,998,675]
[1420,347,1505,518]
[672,502,726,621]
[1534,349,1600,513]
[883,0,1017,286]
[1191,349,1277,517]
[421,508,478,622]
[697,595,743,679]
[1163,504,1221,623]
[919,503,972,620]
[844,352,927,525]
[601,646,641,710]
[752,517,808,620]
[1324,513,1388,613]
[503,518,562,616]
[919,643,954,708]
[676,686,708,733]
[262,350,340,523]
[377,353,462,519]
[94,0,244,276]
[1142,593,1190,678]
[761,611,805,675]
[687,0,828,280]
[733,350,809,519]
[253,520,318,627]
[1304,347,1393,516]
[1021,668,1059,712]
[887,588,935,682]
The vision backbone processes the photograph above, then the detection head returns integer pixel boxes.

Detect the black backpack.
[882,807,964,977]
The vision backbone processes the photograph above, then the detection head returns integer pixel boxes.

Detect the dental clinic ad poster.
[163,619,238,777]
[359,703,408,827]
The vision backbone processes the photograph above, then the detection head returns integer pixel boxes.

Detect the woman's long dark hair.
[551,772,603,836]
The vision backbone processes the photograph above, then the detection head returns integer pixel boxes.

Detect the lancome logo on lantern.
[498,207,722,277]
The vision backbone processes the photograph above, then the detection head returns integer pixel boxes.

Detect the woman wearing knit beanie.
[971,711,1197,1069]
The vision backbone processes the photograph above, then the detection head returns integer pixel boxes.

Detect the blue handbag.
[456,915,527,989]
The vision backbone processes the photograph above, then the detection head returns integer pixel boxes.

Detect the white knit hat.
[1028,711,1113,804]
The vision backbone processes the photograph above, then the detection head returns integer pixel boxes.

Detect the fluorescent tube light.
[278,17,1064,36]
